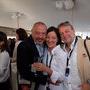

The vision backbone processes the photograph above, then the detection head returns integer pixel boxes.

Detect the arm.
[50,47,67,84]
[17,42,32,80]
[0,51,10,76]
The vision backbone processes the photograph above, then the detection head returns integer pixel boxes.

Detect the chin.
[38,41,44,44]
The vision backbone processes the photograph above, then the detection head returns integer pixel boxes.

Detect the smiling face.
[59,25,75,46]
[32,22,47,45]
[46,31,58,50]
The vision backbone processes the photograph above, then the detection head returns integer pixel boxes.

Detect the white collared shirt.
[50,38,81,90]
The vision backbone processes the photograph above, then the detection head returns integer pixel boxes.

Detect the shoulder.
[85,39,90,45]
[52,45,64,53]
[0,50,10,59]
[18,39,28,48]
[1,50,9,56]
[51,45,66,58]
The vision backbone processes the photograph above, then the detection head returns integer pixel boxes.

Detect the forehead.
[47,31,56,36]
[34,24,47,32]
[59,26,73,32]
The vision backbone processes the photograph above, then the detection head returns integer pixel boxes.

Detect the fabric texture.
[77,38,90,83]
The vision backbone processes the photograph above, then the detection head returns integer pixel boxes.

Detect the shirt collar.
[35,42,44,47]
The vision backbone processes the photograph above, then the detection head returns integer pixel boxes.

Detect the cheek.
[52,42,57,48]
[16,34,19,40]
[35,35,40,40]
[61,33,71,39]
[42,35,46,39]
[50,39,57,46]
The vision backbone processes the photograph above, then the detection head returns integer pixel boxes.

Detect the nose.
[39,34,43,39]
[48,38,53,42]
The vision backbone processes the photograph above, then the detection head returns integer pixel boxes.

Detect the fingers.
[32,63,43,71]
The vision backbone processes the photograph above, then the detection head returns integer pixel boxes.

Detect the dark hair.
[58,21,74,30]
[0,31,8,52]
[16,28,28,40]
[47,26,61,45]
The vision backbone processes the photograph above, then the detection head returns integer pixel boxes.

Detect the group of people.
[0,21,90,90]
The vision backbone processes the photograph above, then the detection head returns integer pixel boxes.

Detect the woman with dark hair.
[46,26,61,46]
[13,28,28,62]
[32,26,62,90]
[11,28,28,90]
[16,28,28,42]
[0,31,11,90]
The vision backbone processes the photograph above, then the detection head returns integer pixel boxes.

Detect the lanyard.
[46,52,53,68]
[65,37,78,77]
[84,39,90,61]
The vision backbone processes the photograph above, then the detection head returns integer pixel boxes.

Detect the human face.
[16,33,19,41]
[32,24,47,44]
[46,31,58,50]
[59,26,75,45]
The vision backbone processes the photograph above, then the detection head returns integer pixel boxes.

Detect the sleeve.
[0,51,10,76]
[12,44,17,62]
[50,47,66,83]
[17,42,32,80]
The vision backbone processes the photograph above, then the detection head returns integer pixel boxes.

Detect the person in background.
[32,26,62,90]
[11,28,28,90]
[8,38,15,58]
[0,31,11,90]
[17,22,47,90]
[12,28,28,62]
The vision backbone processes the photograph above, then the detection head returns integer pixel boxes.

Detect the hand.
[80,83,90,90]
[32,62,46,72]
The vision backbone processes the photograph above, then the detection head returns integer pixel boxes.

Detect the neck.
[65,46,71,52]
[66,43,71,49]
[65,42,72,52]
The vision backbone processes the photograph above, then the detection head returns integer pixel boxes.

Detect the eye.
[65,30,70,33]
[60,32,64,36]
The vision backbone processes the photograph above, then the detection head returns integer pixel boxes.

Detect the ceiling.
[0,0,90,33]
